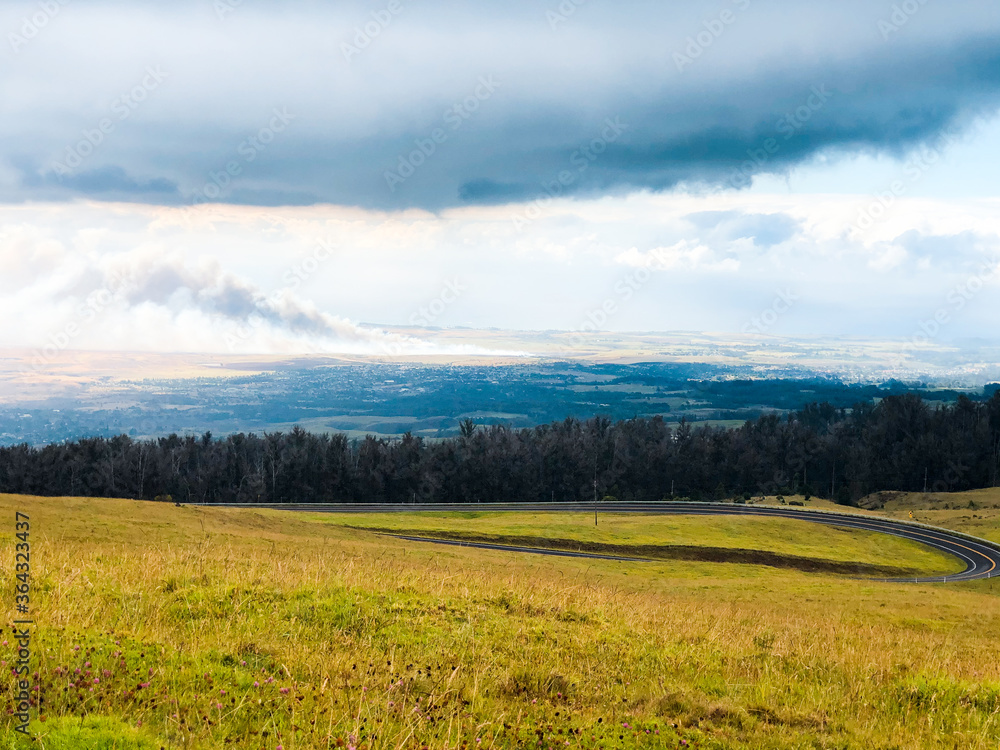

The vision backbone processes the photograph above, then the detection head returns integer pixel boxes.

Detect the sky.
[2,0,999,357]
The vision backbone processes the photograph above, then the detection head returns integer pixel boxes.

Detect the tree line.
[2,393,999,505]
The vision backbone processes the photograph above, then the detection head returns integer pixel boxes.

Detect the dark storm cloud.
[1,0,999,209]
[42,166,178,197]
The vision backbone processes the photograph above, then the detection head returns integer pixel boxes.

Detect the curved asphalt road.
[234,501,1000,583]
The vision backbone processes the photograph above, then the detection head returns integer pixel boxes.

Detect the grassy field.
[2,493,1000,749]
[865,488,1000,546]
[327,509,963,578]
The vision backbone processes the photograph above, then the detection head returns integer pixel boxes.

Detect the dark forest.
[3,393,999,506]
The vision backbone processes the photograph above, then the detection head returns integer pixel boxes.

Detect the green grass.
[0,716,159,749]
[322,509,964,577]
[855,488,1000,545]
[1,493,1000,748]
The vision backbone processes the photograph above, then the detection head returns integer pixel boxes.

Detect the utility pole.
[670,479,674,498]
[594,476,598,526]
[923,467,928,493]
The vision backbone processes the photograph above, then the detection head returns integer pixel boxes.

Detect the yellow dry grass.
[1,493,999,749]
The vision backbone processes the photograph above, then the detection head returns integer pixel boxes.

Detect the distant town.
[2,355,997,446]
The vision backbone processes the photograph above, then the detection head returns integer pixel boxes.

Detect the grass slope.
[1,493,999,749]
[326,510,962,578]
[866,488,1000,546]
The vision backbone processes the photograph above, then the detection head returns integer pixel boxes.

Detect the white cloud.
[615,241,741,273]
[0,191,999,352]
[868,243,908,272]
